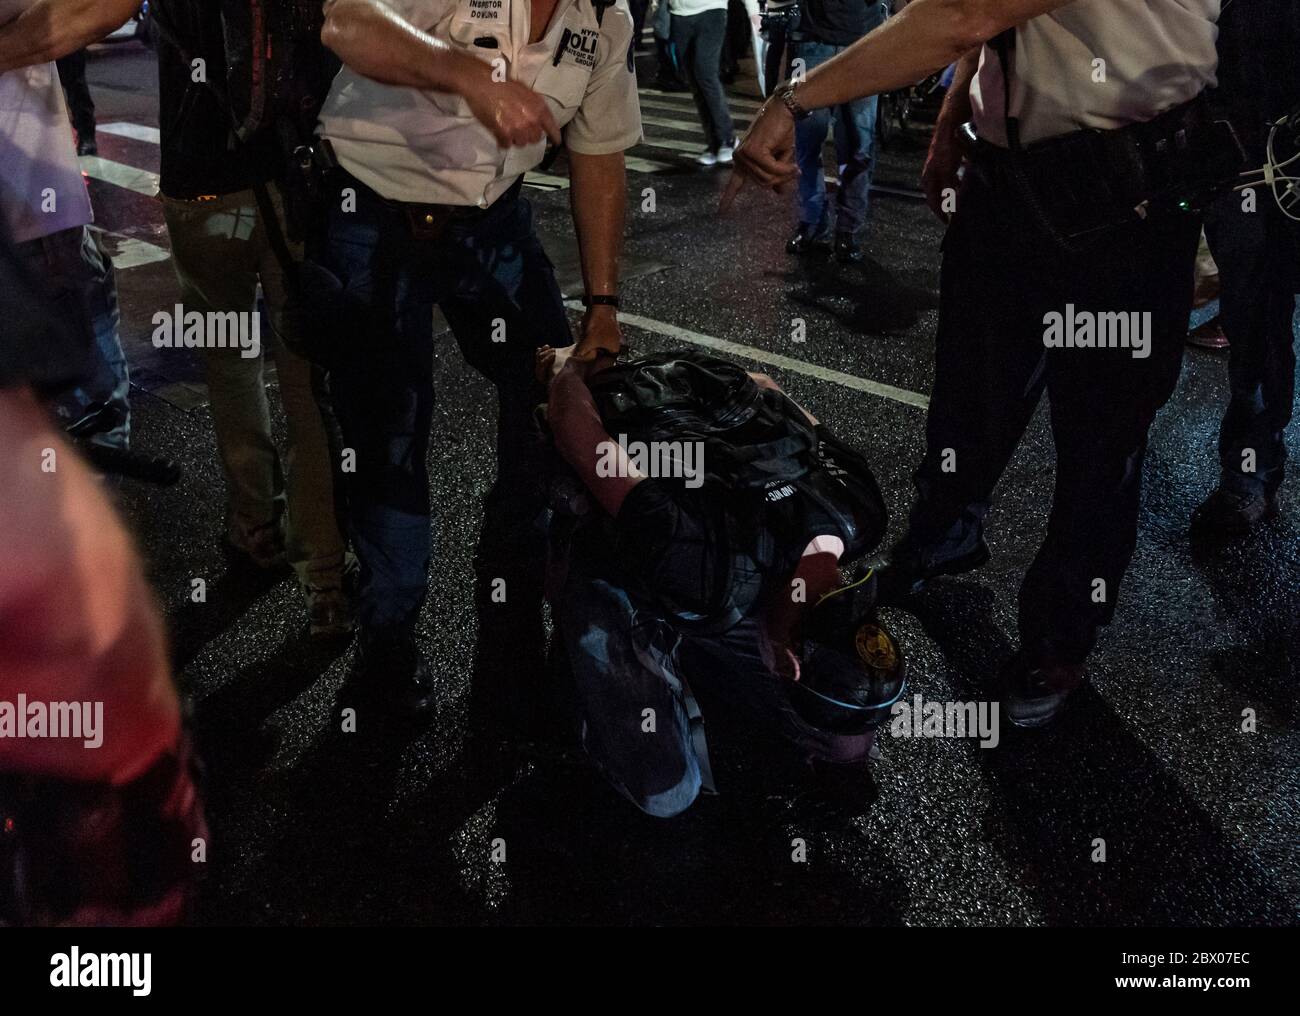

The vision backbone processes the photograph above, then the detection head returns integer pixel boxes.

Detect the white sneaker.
[695,148,719,166]
[716,140,737,164]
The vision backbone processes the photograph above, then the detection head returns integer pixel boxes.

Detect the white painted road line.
[78,154,159,197]
[99,232,171,270]
[640,86,764,110]
[563,299,929,410]
[100,121,161,144]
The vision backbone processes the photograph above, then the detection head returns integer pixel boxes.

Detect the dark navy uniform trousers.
[895,158,1203,666]
[303,172,570,640]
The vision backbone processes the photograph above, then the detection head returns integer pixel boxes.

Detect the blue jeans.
[792,40,878,241]
[16,226,130,450]
[303,174,569,638]
[549,531,860,817]
[1204,181,1300,497]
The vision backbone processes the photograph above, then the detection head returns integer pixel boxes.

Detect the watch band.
[584,294,621,309]
[776,82,811,122]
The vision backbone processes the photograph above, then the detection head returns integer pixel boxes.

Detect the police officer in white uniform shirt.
[310,0,641,717]
[724,0,1234,728]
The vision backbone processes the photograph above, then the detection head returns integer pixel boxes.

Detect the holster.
[963,92,1246,245]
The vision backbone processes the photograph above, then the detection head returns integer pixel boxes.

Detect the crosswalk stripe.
[78,154,159,197]
[562,299,929,409]
[638,96,754,123]
[639,112,751,134]
[625,155,681,173]
[100,121,161,144]
[96,230,171,270]
[640,86,763,110]
[634,135,717,156]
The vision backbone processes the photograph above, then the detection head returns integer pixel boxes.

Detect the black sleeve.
[612,480,720,614]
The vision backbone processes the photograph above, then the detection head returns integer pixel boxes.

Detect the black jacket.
[152,0,336,199]
[796,0,887,48]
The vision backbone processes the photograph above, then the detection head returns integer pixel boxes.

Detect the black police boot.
[834,233,864,264]
[1002,652,1087,729]
[870,536,991,606]
[346,628,436,722]
[787,224,832,256]
[1192,484,1280,536]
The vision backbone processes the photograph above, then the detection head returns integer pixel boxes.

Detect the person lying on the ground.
[535,344,906,818]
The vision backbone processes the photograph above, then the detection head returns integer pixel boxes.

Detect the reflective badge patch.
[557,26,599,70]
[855,622,898,673]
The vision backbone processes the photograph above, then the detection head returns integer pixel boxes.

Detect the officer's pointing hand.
[719,99,798,213]
[466,79,562,150]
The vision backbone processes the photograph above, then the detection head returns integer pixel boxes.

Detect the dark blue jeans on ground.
[792,39,878,241]
[897,161,1202,666]
[15,225,130,450]
[549,527,862,818]
[303,175,570,639]
[1204,182,1300,498]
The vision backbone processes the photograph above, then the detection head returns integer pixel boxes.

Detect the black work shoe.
[834,234,864,264]
[1003,652,1087,729]
[787,225,832,256]
[1192,485,1280,536]
[347,632,436,722]
[871,537,991,605]
[76,136,98,157]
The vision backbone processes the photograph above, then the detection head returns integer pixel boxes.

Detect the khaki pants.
[161,188,345,587]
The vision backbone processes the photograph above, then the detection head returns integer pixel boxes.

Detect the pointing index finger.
[718,170,747,214]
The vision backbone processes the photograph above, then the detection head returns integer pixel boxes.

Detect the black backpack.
[218,0,339,159]
[583,351,887,633]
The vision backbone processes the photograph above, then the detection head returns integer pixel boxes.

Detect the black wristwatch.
[775,81,811,121]
[584,294,621,309]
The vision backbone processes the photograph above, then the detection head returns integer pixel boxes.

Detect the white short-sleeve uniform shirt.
[318,0,643,207]
[969,0,1221,148]
[0,0,93,243]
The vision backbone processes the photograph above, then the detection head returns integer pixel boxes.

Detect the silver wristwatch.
[775,81,811,121]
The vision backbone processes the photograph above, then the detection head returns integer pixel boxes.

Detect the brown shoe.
[227,519,287,570]
[306,583,356,639]
[1187,318,1230,350]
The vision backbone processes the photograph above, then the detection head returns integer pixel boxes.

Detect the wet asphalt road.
[77,40,1298,925]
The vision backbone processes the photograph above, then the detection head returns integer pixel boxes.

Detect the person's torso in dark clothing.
[153,0,320,199]
[796,0,886,48]
[1213,0,1300,154]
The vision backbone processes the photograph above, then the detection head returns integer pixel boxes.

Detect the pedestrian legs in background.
[652,3,689,91]
[1187,228,1229,349]
[161,189,353,637]
[55,48,97,156]
[789,40,878,263]
[762,13,791,98]
[671,10,736,163]
[1192,185,1300,534]
[14,225,130,451]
